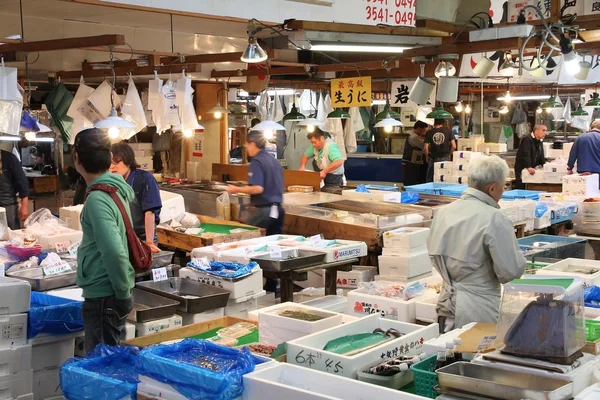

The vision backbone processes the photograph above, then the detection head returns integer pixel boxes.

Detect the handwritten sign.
[477,335,497,352]
[152,267,169,282]
[330,77,372,107]
[391,80,436,108]
[42,261,72,277]
[55,241,71,254]
[68,241,81,257]
[309,234,323,248]
[269,245,282,259]
[192,257,211,269]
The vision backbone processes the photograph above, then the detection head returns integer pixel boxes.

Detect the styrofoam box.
[0,345,31,377]
[30,230,83,252]
[137,157,153,171]
[0,370,33,400]
[523,219,535,232]
[477,142,507,153]
[242,363,427,400]
[544,172,563,184]
[287,314,439,379]
[134,315,182,337]
[534,213,552,229]
[434,161,454,175]
[457,137,484,152]
[74,326,117,359]
[434,174,452,183]
[29,332,78,372]
[134,149,154,158]
[521,169,544,183]
[258,302,344,346]
[422,322,476,357]
[453,151,482,163]
[301,296,348,314]
[563,174,600,192]
[346,290,423,323]
[190,246,219,262]
[336,266,377,289]
[295,270,326,290]
[179,267,263,300]
[539,258,600,287]
[451,176,468,185]
[32,367,61,399]
[546,148,564,159]
[128,143,153,151]
[177,308,225,326]
[0,277,30,315]
[159,191,185,224]
[0,314,27,349]
[46,288,83,302]
[340,190,401,203]
[383,227,430,249]
[544,163,569,174]
[378,251,432,279]
[415,294,439,324]
[59,205,83,231]
[225,291,265,319]
[298,240,368,263]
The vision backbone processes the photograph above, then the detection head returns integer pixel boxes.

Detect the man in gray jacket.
[428,155,526,333]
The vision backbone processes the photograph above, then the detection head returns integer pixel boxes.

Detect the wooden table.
[262,258,358,303]
[524,182,562,192]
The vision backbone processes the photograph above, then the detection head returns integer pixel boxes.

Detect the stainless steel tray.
[250,249,326,272]
[7,265,77,291]
[436,362,573,400]
[128,288,180,323]
[136,277,230,313]
[151,251,175,268]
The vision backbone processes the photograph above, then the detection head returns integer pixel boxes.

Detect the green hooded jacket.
[77,172,135,300]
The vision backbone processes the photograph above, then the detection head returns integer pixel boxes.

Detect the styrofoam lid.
[504,275,583,295]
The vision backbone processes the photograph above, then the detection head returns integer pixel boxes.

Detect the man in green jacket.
[72,128,135,354]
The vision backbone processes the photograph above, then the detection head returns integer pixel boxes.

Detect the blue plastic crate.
[404,183,466,197]
[364,184,399,192]
[517,234,586,259]
[28,292,83,338]
[502,189,546,200]
[550,205,576,224]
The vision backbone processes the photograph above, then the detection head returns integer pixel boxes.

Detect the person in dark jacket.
[514,124,547,188]
[402,121,429,186]
[0,150,29,229]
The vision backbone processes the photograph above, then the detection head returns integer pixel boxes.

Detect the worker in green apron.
[299,127,345,186]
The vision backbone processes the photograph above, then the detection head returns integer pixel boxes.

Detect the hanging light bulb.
[384,125,393,133]
[536,107,543,114]
[455,101,463,113]
[465,104,472,114]
[108,127,120,139]
[307,125,315,133]
[499,52,515,77]
[214,111,222,119]
[499,105,509,114]
[434,54,459,78]
[24,131,36,141]
[560,34,580,76]
[183,129,194,138]
[504,91,512,103]
[263,129,274,139]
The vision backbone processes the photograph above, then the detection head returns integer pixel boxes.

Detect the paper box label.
[333,246,362,260]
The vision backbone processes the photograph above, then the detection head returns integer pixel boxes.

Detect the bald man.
[568,120,600,176]
[514,124,547,188]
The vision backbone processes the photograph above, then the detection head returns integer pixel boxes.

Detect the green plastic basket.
[410,355,439,399]
[586,320,600,342]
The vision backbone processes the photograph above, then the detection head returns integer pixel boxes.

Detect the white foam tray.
[297,240,368,263]
[179,266,263,300]
[0,277,31,315]
[346,290,423,323]
[29,332,79,372]
[225,290,265,320]
[0,313,28,349]
[540,258,600,287]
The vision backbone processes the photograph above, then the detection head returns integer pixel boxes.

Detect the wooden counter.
[25,173,58,194]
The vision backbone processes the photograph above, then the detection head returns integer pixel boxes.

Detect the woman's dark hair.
[111,142,138,171]
[73,128,111,174]
[247,131,267,149]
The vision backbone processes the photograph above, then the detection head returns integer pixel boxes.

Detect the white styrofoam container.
[257,302,344,346]
[134,315,183,338]
[415,294,439,324]
[383,227,429,249]
[29,333,78,372]
[159,191,185,224]
[523,219,535,232]
[434,161,454,174]
[0,313,27,349]
[422,322,477,357]
[46,288,84,302]
[32,367,61,399]
[294,270,325,290]
[539,258,600,287]
[224,291,265,319]
[0,370,33,400]
[340,190,401,203]
[177,308,225,326]
[0,277,30,315]
[28,230,83,252]
[521,169,544,183]
[59,205,83,231]
[298,240,368,263]
[128,143,153,151]
[563,174,600,197]
[287,314,439,379]
[453,151,482,163]
[137,156,153,171]
[242,363,426,400]
[0,345,32,377]
[346,290,423,323]
[534,213,552,229]
[450,176,469,185]
[378,251,432,279]
[544,163,569,174]
[179,267,263,300]
[477,142,507,153]
[335,266,377,289]
[301,296,348,314]
[434,174,452,183]
[457,137,484,152]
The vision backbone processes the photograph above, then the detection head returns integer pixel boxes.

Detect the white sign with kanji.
[390,80,436,108]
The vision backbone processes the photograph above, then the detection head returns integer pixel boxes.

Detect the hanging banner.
[390,80,436,108]
[330,77,372,107]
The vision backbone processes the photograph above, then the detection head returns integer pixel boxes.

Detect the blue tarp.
[28,292,83,338]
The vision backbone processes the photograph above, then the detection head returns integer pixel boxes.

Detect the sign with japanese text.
[42,261,72,277]
[152,267,169,282]
[330,77,372,108]
[391,80,436,108]
[584,0,600,14]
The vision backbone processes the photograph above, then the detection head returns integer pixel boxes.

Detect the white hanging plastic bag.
[78,80,121,124]
[256,93,268,121]
[175,72,192,108]
[271,90,284,122]
[67,76,94,120]
[0,100,22,136]
[148,71,163,111]
[181,91,202,132]
[161,79,180,126]
[571,115,591,132]
[122,75,148,134]
[141,91,155,127]
[0,66,20,101]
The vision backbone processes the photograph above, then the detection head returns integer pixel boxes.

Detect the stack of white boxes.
[0,277,33,400]
[476,142,508,153]
[452,151,482,186]
[378,227,432,282]
[433,161,454,183]
[543,162,569,183]
[58,205,84,231]
[563,174,600,197]
[456,136,484,151]
[129,143,154,172]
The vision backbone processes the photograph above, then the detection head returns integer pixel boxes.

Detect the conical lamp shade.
[541,95,563,109]
[426,106,453,120]
[327,108,350,119]
[376,106,401,121]
[283,104,306,121]
[586,93,600,107]
[571,104,589,116]
[240,37,268,63]
[409,77,435,105]
[473,57,494,79]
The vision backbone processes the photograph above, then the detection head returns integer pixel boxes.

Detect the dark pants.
[248,205,285,236]
[83,295,133,355]
[5,203,20,230]
[426,156,450,183]
[312,159,344,186]
[402,162,428,187]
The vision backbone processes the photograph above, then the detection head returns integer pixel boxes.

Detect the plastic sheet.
[356,184,370,193]
[188,260,258,280]
[121,75,148,135]
[137,339,256,400]
[60,344,140,400]
[356,281,425,300]
[28,292,83,338]
[20,110,40,132]
[401,191,419,204]
[536,202,550,218]
[25,208,67,229]
[0,100,23,137]
[584,285,600,306]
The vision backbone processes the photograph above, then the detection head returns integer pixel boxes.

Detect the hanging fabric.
[0,65,22,136]
[562,96,573,124]
[148,70,163,111]
[271,90,284,122]
[256,92,268,121]
[180,89,203,132]
[175,71,192,108]
[67,76,94,142]
[121,74,148,135]
[45,83,74,144]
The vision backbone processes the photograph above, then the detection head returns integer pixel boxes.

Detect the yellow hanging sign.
[330,76,372,107]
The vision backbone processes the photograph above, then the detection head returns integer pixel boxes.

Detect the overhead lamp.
[560,34,580,75]
[309,44,408,53]
[208,99,230,119]
[241,36,268,63]
[576,60,591,80]
[376,106,401,121]
[499,52,516,76]
[374,114,403,133]
[465,104,472,114]
[408,57,435,105]
[455,101,463,113]
[474,56,494,79]
[434,54,459,78]
[437,77,459,103]
[499,105,509,114]
[536,107,543,114]
[283,103,306,121]
[426,105,453,120]
[252,117,286,139]
[182,129,194,138]
[497,94,550,101]
[297,117,322,133]
[571,103,589,116]
[540,95,563,109]
[327,108,350,119]
[586,93,600,107]
[95,107,136,140]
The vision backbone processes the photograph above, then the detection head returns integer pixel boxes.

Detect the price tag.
[55,241,71,254]
[269,245,282,259]
[68,241,81,257]
[42,261,72,277]
[152,267,168,282]
[192,257,211,269]
[383,193,401,203]
[476,335,497,352]
[309,234,323,247]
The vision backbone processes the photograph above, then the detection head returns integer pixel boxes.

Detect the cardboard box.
[336,266,377,289]
[383,227,430,249]
[0,345,32,377]
[0,277,30,315]
[0,314,27,349]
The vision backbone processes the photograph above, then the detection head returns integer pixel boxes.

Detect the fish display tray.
[136,278,230,313]
[7,264,77,291]
[151,251,175,268]
[128,288,180,323]
[250,249,326,271]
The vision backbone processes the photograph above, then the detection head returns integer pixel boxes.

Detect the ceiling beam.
[80,46,184,57]
[0,34,125,53]
[57,63,200,80]
[285,20,451,37]
[415,19,470,34]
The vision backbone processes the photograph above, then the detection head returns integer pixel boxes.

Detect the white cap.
[399,363,409,372]
[454,338,462,346]
[438,345,446,351]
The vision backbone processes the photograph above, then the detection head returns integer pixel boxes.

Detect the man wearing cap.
[402,121,429,186]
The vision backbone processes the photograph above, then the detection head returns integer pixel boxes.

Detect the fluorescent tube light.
[309,44,408,53]
[497,95,551,101]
